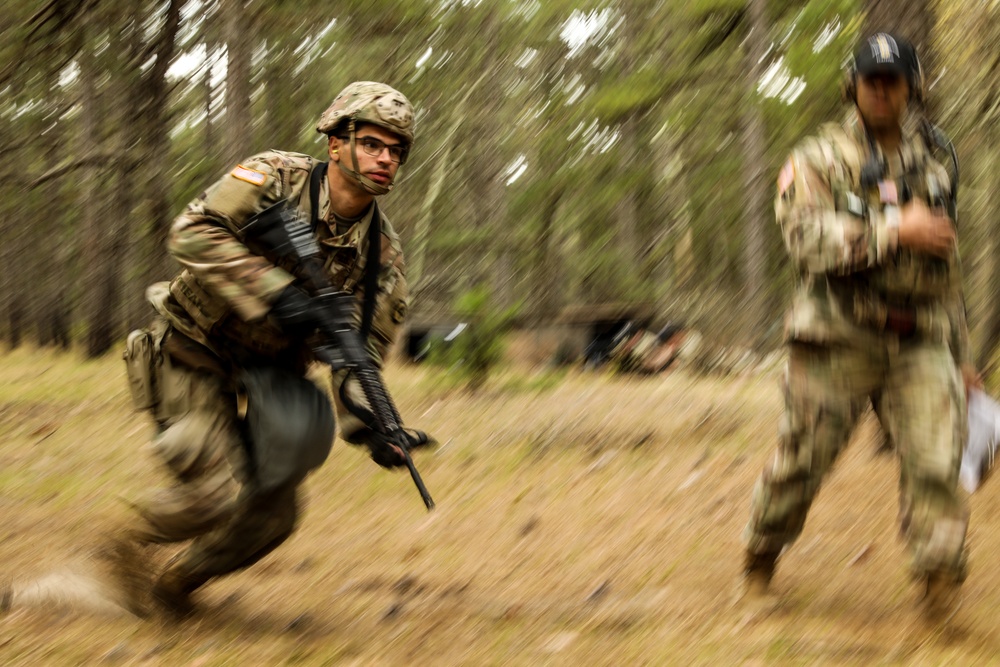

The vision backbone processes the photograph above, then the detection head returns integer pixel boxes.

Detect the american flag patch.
[231,165,267,186]
[777,158,795,195]
[878,180,898,204]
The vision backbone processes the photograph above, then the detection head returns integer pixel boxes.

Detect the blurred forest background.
[3,0,1000,371]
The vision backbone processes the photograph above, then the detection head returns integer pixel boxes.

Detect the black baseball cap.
[854,32,917,81]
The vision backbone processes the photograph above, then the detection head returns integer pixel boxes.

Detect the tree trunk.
[222,0,253,166]
[532,186,565,324]
[261,42,306,152]
[204,58,217,164]
[78,29,114,356]
[462,7,512,306]
[119,11,149,331]
[0,172,27,346]
[8,301,25,348]
[410,72,486,296]
[740,0,770,348]
[138,0,183,294]
[35,140,72,349]
[615,114,644,276]
[27,60,70,348]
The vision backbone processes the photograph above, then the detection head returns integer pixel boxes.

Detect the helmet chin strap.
[335,119,393,196]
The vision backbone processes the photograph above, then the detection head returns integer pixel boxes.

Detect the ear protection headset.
[842,34,927,190]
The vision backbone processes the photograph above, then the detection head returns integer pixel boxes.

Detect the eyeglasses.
[339,135,408,164]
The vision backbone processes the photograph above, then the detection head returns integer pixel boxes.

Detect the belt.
[884,304,917,338]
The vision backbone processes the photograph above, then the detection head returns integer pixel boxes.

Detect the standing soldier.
[112,81,435,617]
[742,34,977,621]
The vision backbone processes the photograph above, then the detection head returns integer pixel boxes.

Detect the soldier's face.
[331,123,403,190]
[856,72,909,130]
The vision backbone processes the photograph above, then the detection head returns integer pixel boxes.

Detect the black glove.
[344,427,436,469]
[271,286,369,365]
[270,285,323,338]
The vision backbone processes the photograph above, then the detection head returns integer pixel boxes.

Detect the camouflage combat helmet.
[316,81,414,146]
[318,81,413,195]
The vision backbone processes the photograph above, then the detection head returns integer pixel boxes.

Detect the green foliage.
[10,0,957,358]
[591,67,678,122]
[427,286,521,390]
[497,367,568,394]
[677,0,747,18]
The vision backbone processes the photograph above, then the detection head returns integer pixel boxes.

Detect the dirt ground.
[2,347,1000,665]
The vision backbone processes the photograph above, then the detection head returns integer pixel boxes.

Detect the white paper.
[961,388,1000,493]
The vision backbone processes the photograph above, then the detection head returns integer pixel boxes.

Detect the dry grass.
[2,347,1000,665]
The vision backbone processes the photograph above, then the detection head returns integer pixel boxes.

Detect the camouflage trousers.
[131,349,300,585]
[745,338,968,582]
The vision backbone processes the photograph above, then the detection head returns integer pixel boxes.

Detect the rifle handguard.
[270,285,320,338]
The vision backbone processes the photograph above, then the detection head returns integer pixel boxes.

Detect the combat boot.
[743,551,778,597]
[150,562,209,620]
[921,572,962,623]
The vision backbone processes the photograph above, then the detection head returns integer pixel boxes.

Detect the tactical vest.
[816,122,958,343]
[162,150,405,364]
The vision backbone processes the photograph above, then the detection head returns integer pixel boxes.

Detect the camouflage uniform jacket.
[150,150,408,369]
[776,115,970,364]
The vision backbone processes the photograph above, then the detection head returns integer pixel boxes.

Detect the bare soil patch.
[1,347,999,665]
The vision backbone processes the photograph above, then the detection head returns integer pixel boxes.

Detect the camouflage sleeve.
[945,250,973,366]
[950,264,973,371]
[168,157,296,322]
[925,159,973,366]
[776,141,899,275]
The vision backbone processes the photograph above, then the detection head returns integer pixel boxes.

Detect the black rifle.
[242,201,435,510]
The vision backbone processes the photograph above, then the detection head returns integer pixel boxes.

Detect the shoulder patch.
[777,158,795,196]
[231,165,267,186]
